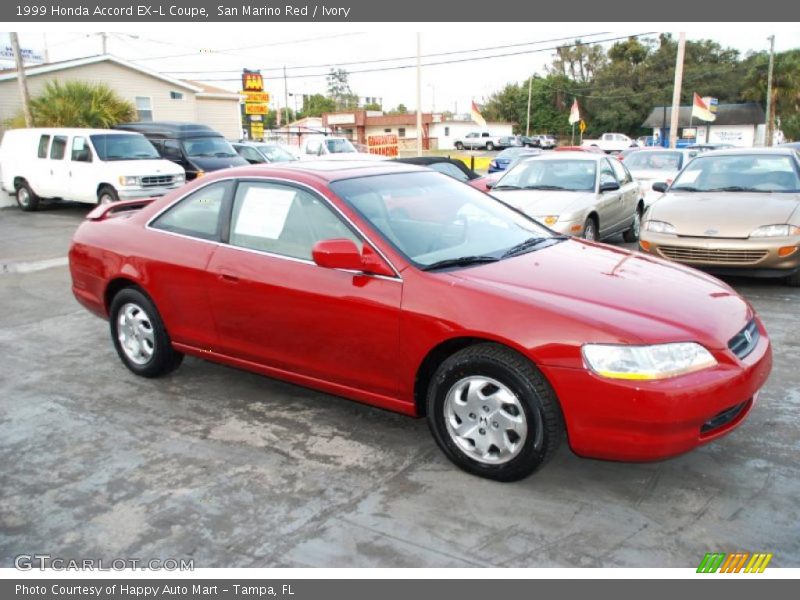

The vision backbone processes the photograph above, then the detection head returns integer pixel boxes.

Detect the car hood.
[188,155,249,171]
[444,239,750,347]
[491,190,596,217]
[106,159,184,176]
[648,191,800,238]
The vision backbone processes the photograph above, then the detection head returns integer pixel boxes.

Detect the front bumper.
[640,232,800,275]
[117,185,182,200]
[538,321,772,461]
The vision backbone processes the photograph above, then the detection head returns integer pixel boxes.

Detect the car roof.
[528,151,606,162]
[692,147,798,158]
[211,160,425,183]
[6,127,141,136]
[116,121,222,137]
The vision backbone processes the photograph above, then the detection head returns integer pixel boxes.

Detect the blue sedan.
[488,147,542,173]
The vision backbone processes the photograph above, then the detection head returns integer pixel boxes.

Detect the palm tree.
[12,80,135,128]
[741,49,800,140]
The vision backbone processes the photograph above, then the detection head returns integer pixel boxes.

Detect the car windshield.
[625,151,683,171]
[495,159,596,191]
[325,138,357,153]
[670,154,800,193]
[330,171,557,269]
[255,144,296,162]
[182,137,238,158]
[90,134,159,161]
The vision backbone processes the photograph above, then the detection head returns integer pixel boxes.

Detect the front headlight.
[582,342,718,380]
[536,215,559,226]
[645,220,677,234]
[118,176,140,186]
[750,224,800,237]
[173,173,185,183]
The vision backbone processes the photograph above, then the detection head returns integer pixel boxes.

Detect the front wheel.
[582,217,598,241]
[622,206,642,242]
[109,287,183,378]
[16,181,40,211]
[426,343,564,481]
[485,142,495,151]
[455,142,464,150]
[98,185,119,205]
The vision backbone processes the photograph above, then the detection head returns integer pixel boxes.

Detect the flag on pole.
[691,93,716,122]
[471,100,487,128]
[568,99,581,125]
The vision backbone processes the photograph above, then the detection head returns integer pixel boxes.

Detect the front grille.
[728,319,760,360]
[657,245,768,265]
[701,401,749,434]
[141,175,174,187]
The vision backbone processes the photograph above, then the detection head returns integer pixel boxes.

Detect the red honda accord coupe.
[69,161,772,481]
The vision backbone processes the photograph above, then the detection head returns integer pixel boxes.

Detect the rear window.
[37,135,50,158]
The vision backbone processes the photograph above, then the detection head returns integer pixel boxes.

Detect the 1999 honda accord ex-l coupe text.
[69,161,773,481]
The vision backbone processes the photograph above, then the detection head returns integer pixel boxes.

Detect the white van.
[0,128,185,211]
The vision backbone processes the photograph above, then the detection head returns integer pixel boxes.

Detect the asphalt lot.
[1,200,799,568]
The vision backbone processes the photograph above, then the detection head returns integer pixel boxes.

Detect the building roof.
[642,103,766,128]
[0,54,202,93]
[182,79,239,99]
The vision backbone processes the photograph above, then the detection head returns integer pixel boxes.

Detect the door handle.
[219,272,239,283]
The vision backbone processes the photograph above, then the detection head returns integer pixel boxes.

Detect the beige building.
[0,55,241,138]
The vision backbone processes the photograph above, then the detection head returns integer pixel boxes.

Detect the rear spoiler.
[86,198,158,221]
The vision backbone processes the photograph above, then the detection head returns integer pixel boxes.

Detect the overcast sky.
[3,23,799,115]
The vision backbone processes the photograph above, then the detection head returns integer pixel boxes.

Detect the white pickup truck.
[581,132,637,154]
[454,131,505,151]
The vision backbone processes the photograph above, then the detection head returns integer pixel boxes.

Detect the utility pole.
[101,32,108,54]
[764,35,775,147]
[416,33,423,156]
[10,32,33,127]
[284,65,290,144]
[525,75,533,137]
[668,32,686,149]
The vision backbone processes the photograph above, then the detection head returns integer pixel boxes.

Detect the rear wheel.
[455,142,464,150]
[622,206,642,242]
[426,343,564,482]
[97,185,119,205]
[582,216,598,241]
[485,142,495,151]
[109,288,183,377]
[16,181,39,211]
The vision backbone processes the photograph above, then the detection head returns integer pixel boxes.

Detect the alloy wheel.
[117,302,156,365]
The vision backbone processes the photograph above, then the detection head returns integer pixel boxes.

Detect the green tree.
[741,49,800,140]
[386,103,408,115]
[326,68,359,110]
[9,80,135,128]
[299,93,336,118]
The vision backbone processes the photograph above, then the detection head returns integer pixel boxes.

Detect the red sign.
[367,134,399,157]
[242,71,264,92]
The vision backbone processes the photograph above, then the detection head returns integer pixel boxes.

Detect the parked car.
[0,128,185,211]
[533,134,557,150]
[68,160,772,481]
[496,136,521,149]
[454,131,505,151]
[622,148,699,208]
[231,141,297,164]
[581,132,637,153]
[640,148,800,286]
[779,141,800,151]
[686,143,736,152]
[393,156,482,184]
[490,152,643,241]
[488,147,541,173]
[116,121,247,180]
[554,145,605,154]
[299,135,361,158]
[518,136,540,148]
[617,147,642,161]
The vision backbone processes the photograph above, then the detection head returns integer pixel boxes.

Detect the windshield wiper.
[214,152,236,158]
[491,184,523,190]
[502,236,566,258]
[706,186,771,193]
[671,186,700,192]
[422,256,499,271]
[524,185,568,190]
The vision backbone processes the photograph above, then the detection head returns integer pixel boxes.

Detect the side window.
[430,162,469,182]
[71,137,92,162]
[482,132,490,137]
[229,182,359,261]
[305,140,321,155]
[240,146,264,162]
[610,158,630,184]
[162,139,182,160]
[398,128,406,138]
[599,160,618,187]
[50,136,67,160]
[37,135,50,158]
[444,127,450,137]
[151,182,229,240]
[135,97,153,121]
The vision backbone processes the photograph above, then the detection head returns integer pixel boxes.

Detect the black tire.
[455,142,464,150]
[15,181,40,212]
[97,185,119,205]
[109,287,183,378]
[426,343,564,482]
[622,205,643,242]
[582,216,598,241]
[785,271,800,287]
[485,142,495,151]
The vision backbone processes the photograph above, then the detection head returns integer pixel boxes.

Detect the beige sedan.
[640,148,800,286]
[490,152,643,242]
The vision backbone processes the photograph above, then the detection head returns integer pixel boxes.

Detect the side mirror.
[599,180,620,192]
[485,180,496,189]
[312,239,394,277]
[652,181,668,193]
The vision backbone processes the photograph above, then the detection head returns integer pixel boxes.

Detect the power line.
[161,32,615,74]
[184,33,658,83]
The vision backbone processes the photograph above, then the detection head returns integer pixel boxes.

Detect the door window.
[50,136,67,160]
[71,137,92,162]
[599,160,618,187]
[229,182,359,261]
[610,158,631,184]
[151,182,230,240]
[37,135,50,158]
